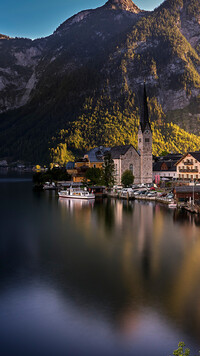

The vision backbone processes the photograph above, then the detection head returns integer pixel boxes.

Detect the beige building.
[176,152,200,181]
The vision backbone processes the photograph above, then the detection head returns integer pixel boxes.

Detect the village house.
[68,158,90,183]
[175,152,200,181]
[174,185,200,204]
[153,153,182,182]
[66,147,110,183]
[83,146,110,169]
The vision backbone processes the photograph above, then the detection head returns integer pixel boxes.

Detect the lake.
[0,175,200,356]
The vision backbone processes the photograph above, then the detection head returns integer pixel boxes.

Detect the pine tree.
[102,152,115,187]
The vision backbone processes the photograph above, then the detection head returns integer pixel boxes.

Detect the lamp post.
[192,180,195,207]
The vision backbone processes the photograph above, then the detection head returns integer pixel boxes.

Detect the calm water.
[1,176,200,356]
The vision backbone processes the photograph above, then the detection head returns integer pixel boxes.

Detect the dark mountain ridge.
[0,0,200,163]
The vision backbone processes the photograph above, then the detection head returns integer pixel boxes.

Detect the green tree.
[50,143,75,167]
[121,170,134,187]
[85,167,102,185]
[102,152,115,187]
[33,168,71,184]
[172,342,191,356]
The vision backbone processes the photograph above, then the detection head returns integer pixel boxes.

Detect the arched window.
[129,164,133,174]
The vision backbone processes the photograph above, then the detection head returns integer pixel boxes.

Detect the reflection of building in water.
[114,200,123,228]
[57,197,200,342]
[168,239,200,338]
[151,206,165,278]
[173,208,198,229]
[59,198,94,236]
[137,203,154,279]
[137,202,153,252]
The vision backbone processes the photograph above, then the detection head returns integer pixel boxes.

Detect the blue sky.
[0,0,163,39]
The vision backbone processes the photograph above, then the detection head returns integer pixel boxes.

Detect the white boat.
[43,182,56,190]
[168,202,177,209]
[58,188,95,200]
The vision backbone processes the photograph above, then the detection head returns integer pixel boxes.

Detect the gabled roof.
[153,160,177,172]
[175,151,200,166]
[109,144,139,159]
[156,153,182,161]
[84,146,111,162]
[190,151,200,161]
[66,161,75,169]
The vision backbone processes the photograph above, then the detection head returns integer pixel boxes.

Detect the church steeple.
[138,81,153,184]
[140,82,151,133]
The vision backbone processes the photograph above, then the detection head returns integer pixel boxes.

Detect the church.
[70,84,153,185]
[109,84,153,184]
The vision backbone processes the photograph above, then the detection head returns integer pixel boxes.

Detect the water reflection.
[57,198,200,339]
[1,181,200,356]
[59,197,95,210]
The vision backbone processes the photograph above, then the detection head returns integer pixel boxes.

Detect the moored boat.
[58,189,95,200]
[168,202,177,209]
[43,182,56,190]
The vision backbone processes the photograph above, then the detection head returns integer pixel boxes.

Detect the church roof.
[110,144,139,159]
[140,83,151,133]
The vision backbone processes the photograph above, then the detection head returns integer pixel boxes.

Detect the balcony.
[179,169,198,173]
[184,161,193,165]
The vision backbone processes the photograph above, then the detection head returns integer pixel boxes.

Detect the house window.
[129,164,133,174]
[145,138,150,143]
[93,164,96,168]
[139,139,142,143]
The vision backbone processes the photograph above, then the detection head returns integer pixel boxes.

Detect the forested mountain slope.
[0,0,200,163]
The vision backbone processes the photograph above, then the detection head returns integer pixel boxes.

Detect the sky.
[0,0,163,40]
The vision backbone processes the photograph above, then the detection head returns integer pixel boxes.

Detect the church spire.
[140,82,151,133]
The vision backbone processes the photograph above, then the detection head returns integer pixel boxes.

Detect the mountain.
[104,0,141,12]
[0,34,10,39]
[0,0,200,163]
